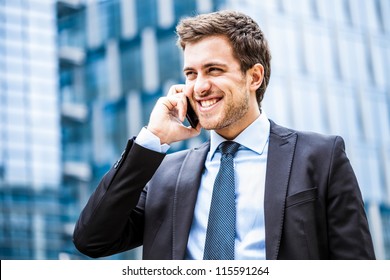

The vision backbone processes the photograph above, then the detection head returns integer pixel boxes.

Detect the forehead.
[183,35,239,68]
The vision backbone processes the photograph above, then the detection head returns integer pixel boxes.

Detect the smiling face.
[183,35,262,139]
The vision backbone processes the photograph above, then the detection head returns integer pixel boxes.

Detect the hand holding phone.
[147,85,201,144]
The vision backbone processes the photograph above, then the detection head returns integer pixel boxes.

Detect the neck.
[215,109,261,140]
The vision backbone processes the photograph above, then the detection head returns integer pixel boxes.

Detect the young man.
[73,11,375,260]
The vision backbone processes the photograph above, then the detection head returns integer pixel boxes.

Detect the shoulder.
[269,120,346,156]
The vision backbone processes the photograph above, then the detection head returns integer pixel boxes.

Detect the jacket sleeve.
[326,136,376,259]
[72,138,165,258]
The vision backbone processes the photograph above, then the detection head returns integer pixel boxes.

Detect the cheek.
[185,80,195,90]
[219,75,246,91]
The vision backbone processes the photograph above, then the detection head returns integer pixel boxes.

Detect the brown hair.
[176,10,271,106]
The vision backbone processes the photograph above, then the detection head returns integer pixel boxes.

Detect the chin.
[199,120,217,131]
[200,118,228,131]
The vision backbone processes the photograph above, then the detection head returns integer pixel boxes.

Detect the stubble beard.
[199,88,250,131]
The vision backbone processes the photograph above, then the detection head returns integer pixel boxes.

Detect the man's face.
[183,35,260,139]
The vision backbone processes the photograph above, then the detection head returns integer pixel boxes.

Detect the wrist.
[136,127,170,153]
[146,125,169,145]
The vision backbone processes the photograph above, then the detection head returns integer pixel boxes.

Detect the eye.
[208,67,223,74]
[185,71,197,80]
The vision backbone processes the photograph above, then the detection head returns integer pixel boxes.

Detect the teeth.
[200,99,218,108]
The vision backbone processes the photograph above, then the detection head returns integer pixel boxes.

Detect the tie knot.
[218,141,240,157]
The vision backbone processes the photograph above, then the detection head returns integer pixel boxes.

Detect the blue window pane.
[136,0,158,29]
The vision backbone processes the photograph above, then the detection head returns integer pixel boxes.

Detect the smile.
[199,98,221,108]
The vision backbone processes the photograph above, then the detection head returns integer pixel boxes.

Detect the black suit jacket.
[73,121,375,259]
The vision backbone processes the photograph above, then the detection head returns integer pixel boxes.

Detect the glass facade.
[0,0,61,259]
[0,0,389,259]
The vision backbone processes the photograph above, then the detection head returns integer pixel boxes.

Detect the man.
[73,11,375,260]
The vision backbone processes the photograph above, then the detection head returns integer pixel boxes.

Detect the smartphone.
[186,97,199,128]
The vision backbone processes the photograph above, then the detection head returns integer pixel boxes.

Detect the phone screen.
[186,97,199,128]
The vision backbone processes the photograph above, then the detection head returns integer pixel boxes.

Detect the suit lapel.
[170,121,296,260]
[264,121,297,260]
[172,141,210,259]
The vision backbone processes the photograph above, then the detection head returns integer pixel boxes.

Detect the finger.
[160,94,186,123]
[175,93,187,122]
[157,96,176,112]
[183,83,194,98]
[167,84,185,97]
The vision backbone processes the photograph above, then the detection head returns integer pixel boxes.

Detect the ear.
[248,63,264,92]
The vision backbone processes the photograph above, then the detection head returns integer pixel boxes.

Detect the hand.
[147,84,201,144]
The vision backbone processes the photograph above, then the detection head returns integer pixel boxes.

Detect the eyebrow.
[183,62,228,72]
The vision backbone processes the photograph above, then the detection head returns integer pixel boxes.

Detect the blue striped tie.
[203,141,240,260]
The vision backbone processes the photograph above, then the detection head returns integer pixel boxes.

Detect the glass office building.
[1,0,389,259]
[0,0,61,259]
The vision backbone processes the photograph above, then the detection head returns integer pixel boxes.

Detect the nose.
[194,74,211,96]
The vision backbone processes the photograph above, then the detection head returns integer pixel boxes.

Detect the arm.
[327,136,375,259]
[73,85,200,258]
[73,139,165,258]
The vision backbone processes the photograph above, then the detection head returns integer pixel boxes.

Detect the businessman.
[73,10,375,260]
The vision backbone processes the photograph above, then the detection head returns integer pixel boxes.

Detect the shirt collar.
[209,112,270,160]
